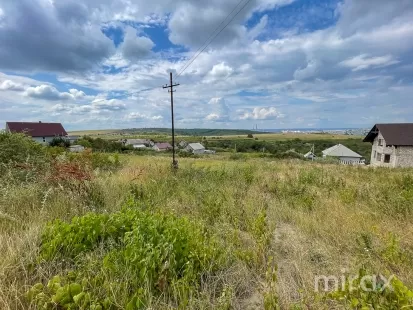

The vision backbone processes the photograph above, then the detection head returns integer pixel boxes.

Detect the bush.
[0,131,47,165]
[325,268,413,309]
[0,131,49,182]
[29,201,226,308]
[49,137,70,148]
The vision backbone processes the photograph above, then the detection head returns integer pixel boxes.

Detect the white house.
[186,143,206,154]
[322,144,364,165]
[124,139,152,149]
[363,123,413,168]
[6,121,67,144]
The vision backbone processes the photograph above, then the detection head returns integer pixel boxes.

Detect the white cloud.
[1,0,413,129]
[24,85,73,101]
[248,15,268,40]
[205,97,230,122]
[210,63,233,78]
[120,26,155,61]
[69,89,86,99]
[126,112,163,121]
[339,54,399,71]
[239,107,284,120]
[0,80,24,91]
[91,98,126,111]
[205,113,220,121]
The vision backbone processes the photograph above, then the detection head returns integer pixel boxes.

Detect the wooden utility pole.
[163,72,180,169]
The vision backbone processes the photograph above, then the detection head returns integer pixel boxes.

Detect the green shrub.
[30,200,227,308]
[49,137,70,148]
[0,131,49,182]
[0,131,47,165]
[325,268,413,309]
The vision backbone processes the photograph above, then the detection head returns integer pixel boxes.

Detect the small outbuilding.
[186,143,206,154]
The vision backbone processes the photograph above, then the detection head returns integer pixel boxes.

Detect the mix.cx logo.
[314,269,394,292]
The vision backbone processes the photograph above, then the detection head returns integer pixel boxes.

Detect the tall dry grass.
[1,155,413,309]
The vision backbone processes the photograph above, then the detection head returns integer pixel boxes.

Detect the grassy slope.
[1,155,412,308]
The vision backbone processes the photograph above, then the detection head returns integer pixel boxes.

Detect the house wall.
[32,136,56,144]
[193,149,205,154]
[394,146,413,167]
[369,132,413,168]
[370,132,397,167]
[339,156,363,165]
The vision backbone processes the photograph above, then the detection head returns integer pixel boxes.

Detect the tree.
[247,134,254,138]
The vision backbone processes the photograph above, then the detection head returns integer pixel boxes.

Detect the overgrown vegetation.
[1,132,413,309]
[206,138,371,162]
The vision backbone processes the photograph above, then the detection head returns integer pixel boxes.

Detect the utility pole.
[163,72,180,169]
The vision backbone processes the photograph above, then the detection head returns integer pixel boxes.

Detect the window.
[373,151,377,158]
[42,137,46,142]
[378,139,383,146]
[384,154,391,163]
[376,153,382,161]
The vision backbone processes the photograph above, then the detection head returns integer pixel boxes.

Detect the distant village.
[4,121,413,168]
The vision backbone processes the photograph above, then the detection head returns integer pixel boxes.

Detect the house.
[363,123,413,168]
[124,139,153,149]
[69,145,85,153]
[186,143,206,154]
[153,142,172,152]
[6,121,67,144]
[304,151,316,160]
[322,144,364,165]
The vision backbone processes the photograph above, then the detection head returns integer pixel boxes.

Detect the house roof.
[188,143,205,150]
[6,122,67,137]
[154,142,172,149]
[322,144,362,158]
[363,123,413,146]
[125,139,149,145]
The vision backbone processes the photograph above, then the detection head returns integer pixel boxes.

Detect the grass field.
[1,150,413,309]
[68,130,361,142]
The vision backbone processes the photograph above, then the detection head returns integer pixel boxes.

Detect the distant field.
[68,129,121,136]
[68,130,361,142]
[209,132,362,141]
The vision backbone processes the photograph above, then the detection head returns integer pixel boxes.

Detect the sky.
[1,0,413,130]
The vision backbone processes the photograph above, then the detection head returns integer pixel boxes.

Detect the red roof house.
[6,121,67,143]
[153,142,172,151]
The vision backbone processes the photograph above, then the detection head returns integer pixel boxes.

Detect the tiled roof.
[6,122,67,137]
[363,123,413,146]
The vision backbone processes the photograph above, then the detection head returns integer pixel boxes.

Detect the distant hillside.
[118,128,266,136]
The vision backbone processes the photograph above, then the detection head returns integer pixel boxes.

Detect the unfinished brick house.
[363,123,413,168]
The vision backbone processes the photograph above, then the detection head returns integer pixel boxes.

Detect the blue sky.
[1,0,413,130]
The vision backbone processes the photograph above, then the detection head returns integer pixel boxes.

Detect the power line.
[176,0,246,77]
[176,0,253,78]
